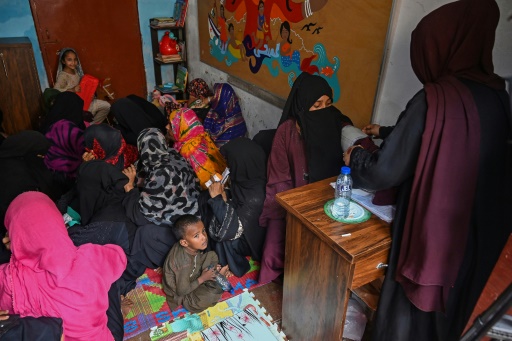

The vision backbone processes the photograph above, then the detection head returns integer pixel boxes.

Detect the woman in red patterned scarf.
[82,123,138,169]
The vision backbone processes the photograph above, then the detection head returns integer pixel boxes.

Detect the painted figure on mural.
[253,0,269,50]
[218,4,229,51]
[207,0,339,100]
[277,21,300,68]
[224,0,329,46]
[228,23,247,61]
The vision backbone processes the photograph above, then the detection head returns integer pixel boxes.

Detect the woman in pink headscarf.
[0,192,127,341]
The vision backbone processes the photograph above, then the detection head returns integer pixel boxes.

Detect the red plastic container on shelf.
[159,31,180,56]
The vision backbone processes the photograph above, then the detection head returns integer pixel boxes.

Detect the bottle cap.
[341,166,351,174]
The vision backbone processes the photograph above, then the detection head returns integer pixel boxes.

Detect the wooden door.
[0,38,43,134]
[30,0,147,99]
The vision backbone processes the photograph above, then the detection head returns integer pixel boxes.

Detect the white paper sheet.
[330,182,395,223]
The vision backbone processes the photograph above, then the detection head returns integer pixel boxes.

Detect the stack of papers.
[330,183,395,223]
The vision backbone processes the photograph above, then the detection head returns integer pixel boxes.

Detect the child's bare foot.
[154,267,162,275]
[121,295,134,317]
[219,265,233,278]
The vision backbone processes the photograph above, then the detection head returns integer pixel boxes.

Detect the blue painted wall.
[0,0,177,98]
[137,0,177,98]
[0,0,49,89]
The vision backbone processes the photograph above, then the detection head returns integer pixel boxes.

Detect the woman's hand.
[74,84,81,93]
[122,165,137,192]
[208,177,226,201]
[343,145,363,166]
[0,310,9,321]
[2,232,10,251]
[362,124,381,137]
[82,151,96,162]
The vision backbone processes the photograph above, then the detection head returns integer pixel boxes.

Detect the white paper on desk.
[330,183,395,223]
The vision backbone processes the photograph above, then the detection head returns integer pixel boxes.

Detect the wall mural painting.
[199,0,393,128]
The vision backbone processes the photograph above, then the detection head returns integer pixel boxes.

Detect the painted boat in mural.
[208,15,220,40]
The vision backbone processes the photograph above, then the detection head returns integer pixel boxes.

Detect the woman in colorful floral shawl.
[167,108,226,189]
[203,83,247,147]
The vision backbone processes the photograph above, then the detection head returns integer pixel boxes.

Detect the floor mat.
[133,290,285,341]
[123,258,264,339]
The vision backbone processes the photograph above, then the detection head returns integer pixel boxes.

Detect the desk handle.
[376,263,388,269]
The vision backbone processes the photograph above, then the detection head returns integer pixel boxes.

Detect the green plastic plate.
[324,199,371,224]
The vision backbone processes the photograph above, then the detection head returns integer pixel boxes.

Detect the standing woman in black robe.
[343,0,512,339]
[198,137,267,277]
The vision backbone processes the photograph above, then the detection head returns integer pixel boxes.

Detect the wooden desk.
[276,177,391,340]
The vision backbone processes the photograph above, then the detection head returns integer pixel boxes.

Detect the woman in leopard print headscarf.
[123,128,201,227]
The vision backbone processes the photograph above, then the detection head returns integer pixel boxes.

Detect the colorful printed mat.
[142,290,286,341]
[123,258,264,340]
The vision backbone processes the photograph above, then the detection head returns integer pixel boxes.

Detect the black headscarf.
[280,72,352,182]
[40,92,85,133]
[302,105,351,182]
[84,124,125,170]
[76,160,128,225]
[0,130,50,158]
[110,96,167,145]
[220,137,267,219]
[220,137,267,246]
[279,72,333,125]
[0,131,58,234]
[127,94,167,130]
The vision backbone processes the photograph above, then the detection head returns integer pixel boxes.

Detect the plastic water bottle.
[332,166,352,219]
[206,265,233,291]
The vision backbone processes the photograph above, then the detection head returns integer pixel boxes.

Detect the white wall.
[186,0,512,136]
[373,0,512,127]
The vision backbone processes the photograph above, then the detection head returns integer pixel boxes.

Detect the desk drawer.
[351,248,389,289]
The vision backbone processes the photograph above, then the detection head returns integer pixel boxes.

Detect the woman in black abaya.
[198,137,267,277]
[344,1,512,339]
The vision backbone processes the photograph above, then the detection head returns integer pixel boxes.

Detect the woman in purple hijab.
[44,119,85,180]
[344,0,512,339]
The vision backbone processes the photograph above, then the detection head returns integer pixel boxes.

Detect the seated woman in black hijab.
[258,72,353,283]
[198,137,267,277]
[110,95,167,146]
[75,124,138,225]
[0,131,66,263]
[40,91,86,133]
